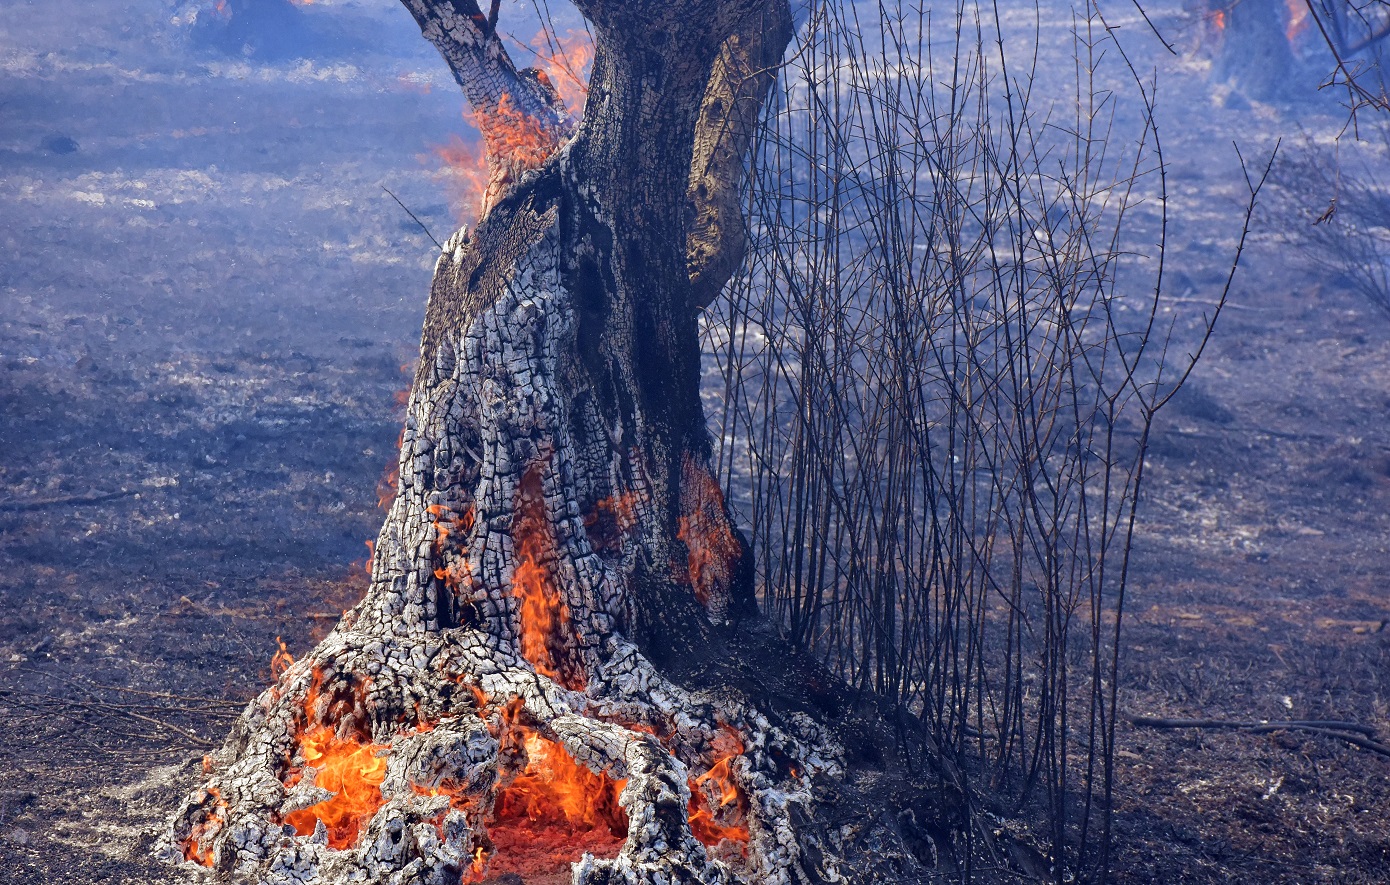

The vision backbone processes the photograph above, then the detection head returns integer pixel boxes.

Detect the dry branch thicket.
[705,0,1268,878]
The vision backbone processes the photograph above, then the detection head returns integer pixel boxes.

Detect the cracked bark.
[164,1,951,883]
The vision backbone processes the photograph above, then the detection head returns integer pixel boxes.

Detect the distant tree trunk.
[1211,0,1300,101]
[163,1,951,883]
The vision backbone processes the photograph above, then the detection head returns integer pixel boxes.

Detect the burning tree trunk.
[164,1,947,883]
[1208,0,1300,101]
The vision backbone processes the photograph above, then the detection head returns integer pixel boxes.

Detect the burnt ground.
[2,0,1389,883]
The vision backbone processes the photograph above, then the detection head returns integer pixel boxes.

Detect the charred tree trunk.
[1211,0,1300,101]
[164,2,951,883]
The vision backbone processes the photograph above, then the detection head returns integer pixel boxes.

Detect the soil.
[1,1,1388,884]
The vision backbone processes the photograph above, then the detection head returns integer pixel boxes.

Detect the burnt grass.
[3,1,1390,883]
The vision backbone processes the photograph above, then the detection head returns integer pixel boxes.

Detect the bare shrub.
[1270,129,1390,316]
[702,1,1271,878]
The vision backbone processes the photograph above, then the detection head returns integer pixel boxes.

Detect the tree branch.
[686,0,794,307]
[400,0,576,219]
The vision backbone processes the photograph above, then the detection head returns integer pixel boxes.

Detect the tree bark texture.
[164,2,946,883]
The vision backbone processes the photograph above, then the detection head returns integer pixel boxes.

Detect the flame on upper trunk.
[434,87,571,224]
[529,29,594,116]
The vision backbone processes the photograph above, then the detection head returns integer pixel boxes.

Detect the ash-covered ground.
[1,1,1388,883]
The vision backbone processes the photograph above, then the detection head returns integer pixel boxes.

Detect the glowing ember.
[677,456,741,606]
[511,464,585,689]
[181,787,225,867]
[270,636,294,679]
[687,727,750,849]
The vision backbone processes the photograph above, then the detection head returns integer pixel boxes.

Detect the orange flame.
[431,133,490,226]
[529,29,594,116]
[485,719,628,881]
[271,636,294,679]
[494,732,628,834]
[475,92,559,171]
[281,674,390,849]
[511,464,585,690]
[687,726,750,849]
[1210,8,1226,32]
[434,90,569,224]
[282,727,389,848]
[412,694,626,881]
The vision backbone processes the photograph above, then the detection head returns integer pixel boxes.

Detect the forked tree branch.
[400,0,576,218]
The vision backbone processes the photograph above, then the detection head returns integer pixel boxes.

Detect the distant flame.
[1285,0,1310,43]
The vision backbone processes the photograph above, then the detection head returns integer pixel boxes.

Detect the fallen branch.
[0,489,138,511]
[1129,715,1390,758]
